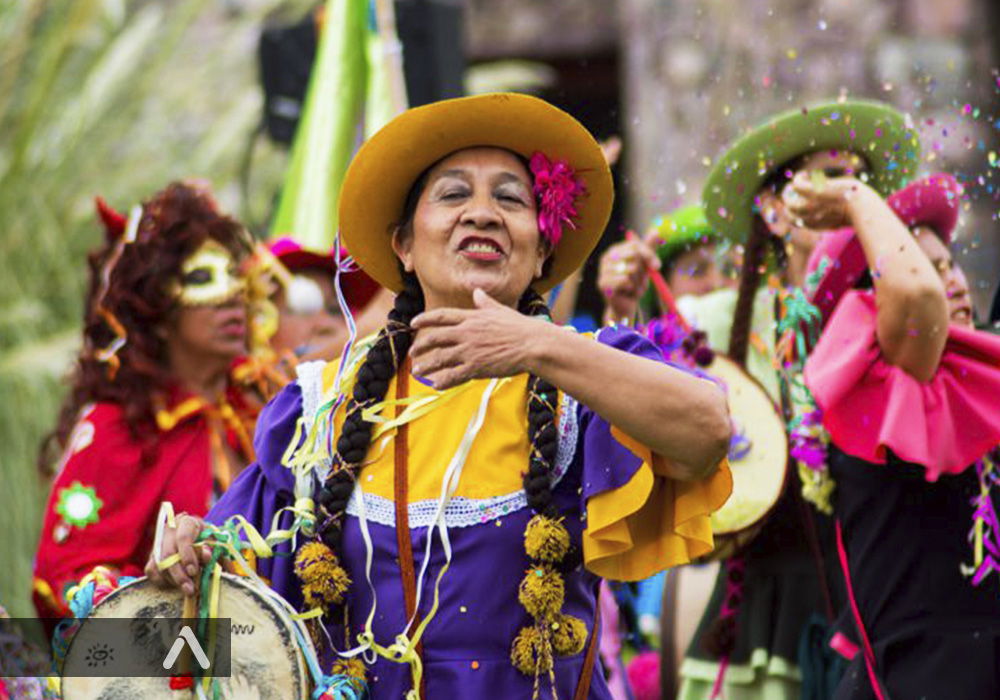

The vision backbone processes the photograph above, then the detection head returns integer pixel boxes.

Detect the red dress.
[32,386,257,621]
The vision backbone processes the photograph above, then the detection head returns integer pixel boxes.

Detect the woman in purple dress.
[147,93,733,699]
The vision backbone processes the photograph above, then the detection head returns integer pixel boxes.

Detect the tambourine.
[696,354,788,562]
[60,573,314,699]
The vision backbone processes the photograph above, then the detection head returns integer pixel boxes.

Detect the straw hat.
[703,100,920,244]
[338,93,613,293]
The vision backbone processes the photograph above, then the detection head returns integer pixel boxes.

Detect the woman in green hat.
[675,100,920,700]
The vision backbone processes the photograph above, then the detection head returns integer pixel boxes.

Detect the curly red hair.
[40,182,252,474]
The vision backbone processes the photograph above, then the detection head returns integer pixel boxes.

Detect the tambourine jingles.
[693,354,788,562]
[60,573,314,700]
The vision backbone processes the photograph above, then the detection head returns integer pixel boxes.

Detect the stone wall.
[618,0,999,314]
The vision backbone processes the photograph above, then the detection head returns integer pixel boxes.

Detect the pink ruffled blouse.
[804,290,1000,480]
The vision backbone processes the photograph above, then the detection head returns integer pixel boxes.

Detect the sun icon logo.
[85,642,114,668]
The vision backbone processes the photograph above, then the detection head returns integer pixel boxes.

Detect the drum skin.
[695,355,788,563]
[61,573,313,700]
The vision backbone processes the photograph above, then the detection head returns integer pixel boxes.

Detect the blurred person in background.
[597,203,730,327]
[32,183,267,625]
[266,237,392,362]
[672,100,920,700]
[793,172,1000,699]
[594,203,731,700]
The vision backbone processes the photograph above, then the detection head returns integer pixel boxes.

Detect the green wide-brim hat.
[339,93,613,293]
[650,203,718,266]
[703,100,920,243]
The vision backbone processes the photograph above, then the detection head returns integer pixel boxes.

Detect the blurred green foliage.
[0,0,309,619]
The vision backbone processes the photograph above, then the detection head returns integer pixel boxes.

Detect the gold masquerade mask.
[171,240,246,306]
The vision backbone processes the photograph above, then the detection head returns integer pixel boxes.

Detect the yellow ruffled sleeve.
[582,427,732,581]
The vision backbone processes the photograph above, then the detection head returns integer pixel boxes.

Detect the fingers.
[598,240,651,300]
[421,364,469,391]
[472,288,502,309]
[411,307,473,329]
[151,515,204,596]
[410,326,462,356]
[633,239,661,271]
[600,135,623,166]
[411,344,464,378]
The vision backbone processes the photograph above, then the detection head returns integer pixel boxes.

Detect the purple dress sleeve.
[577,327,670,502]
[575,326,733,581]
[207,382,303,608]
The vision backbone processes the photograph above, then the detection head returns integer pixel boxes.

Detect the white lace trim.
[345,390,580,528]
[295,360,327,425]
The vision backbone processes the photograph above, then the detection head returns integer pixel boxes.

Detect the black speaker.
[258,0,465,145]
[259,12,319,145]
[394,0,465,107]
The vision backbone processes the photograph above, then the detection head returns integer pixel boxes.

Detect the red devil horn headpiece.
[95,196,127,242]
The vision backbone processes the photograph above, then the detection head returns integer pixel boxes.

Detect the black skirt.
[829,444,1000,700]
[683,470,844,690]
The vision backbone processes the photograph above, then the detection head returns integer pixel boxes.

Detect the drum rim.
[706,354,789,537]
[60,573,315,699]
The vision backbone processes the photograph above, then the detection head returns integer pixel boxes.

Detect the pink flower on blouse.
[529,152,586,247]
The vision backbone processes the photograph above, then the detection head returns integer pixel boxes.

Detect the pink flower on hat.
[529,152,586,247]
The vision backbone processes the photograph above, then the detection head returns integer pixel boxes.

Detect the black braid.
[316,272,425,551]
[518,288,582,572]
[727,216,770,367]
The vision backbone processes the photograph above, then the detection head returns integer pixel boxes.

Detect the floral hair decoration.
[529,152,587,247]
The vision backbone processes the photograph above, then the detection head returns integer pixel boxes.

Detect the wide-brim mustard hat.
[339,93,613,293]
[703,100,920,243]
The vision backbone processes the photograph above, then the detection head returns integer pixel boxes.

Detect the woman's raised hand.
[597,237,660,325]
[409,289,552,390]
[783,170,870,230]
[145,513,212,596]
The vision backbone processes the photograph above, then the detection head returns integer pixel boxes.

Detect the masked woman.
[33,183,265,621]
[791,172,1000,699]
[149,93,733,698]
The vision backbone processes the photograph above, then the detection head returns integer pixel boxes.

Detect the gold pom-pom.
[518,566,564,619]
[300,561,351,609]
[331,656,367,681]
[524,515,571,562]
[302,581,326,610]
[510,626,553,676]
[551,614,588,656]
[322,564,352,604]
[294,541,340,583]
[294,541,351,605]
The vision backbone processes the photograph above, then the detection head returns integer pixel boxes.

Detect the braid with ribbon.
[511,288,589,686]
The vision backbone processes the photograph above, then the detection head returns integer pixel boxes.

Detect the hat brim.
[272,246,380,311]
[339,93,613,293]
[277,249,336,273]
[886,173,961,243]
[703,100,920,243]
